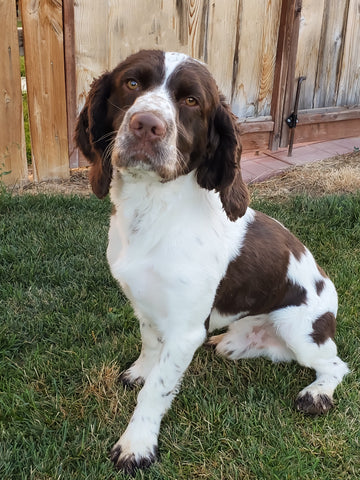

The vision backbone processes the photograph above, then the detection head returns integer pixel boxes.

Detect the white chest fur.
[107,171,253,333]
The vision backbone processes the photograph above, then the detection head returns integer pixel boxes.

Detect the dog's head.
[75,50,249,220]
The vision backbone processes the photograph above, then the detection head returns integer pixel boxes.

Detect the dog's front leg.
[119,319,163,387]
[110,326,206,475]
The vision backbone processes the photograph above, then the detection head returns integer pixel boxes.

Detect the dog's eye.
[185,96,198,107]
[126,79,139,90]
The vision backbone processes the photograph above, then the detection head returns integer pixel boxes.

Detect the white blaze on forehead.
[164,52,189,81]
[129,90,175,122]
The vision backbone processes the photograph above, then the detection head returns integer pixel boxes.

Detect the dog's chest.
[107,175,242,322]
[109,180,218,276]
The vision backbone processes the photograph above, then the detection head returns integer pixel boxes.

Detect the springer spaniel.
[75,50,348,475]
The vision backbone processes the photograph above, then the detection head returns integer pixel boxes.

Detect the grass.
[20,56,26,77]
[0,190,359,479]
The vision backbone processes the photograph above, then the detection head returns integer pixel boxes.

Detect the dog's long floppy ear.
[75,72,114,198]
[196,100,250,221]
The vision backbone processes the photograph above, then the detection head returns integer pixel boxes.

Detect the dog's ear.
[196,101,249,221]
[75,72,113,198]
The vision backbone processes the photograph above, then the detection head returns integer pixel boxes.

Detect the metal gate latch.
[286,75,306,156]
[286,112,298,128]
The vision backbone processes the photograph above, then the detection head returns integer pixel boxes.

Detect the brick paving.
[241,136,360,184]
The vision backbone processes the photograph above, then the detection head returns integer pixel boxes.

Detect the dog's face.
[110,52,211,182]
[75,50,249,220]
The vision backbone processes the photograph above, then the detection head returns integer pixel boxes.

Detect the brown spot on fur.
[276,283,307,309]
[204,315,210,332]
[214,211,307,316]
[111,204,117,216]
[315,279,325,296]
[311,312,336,345]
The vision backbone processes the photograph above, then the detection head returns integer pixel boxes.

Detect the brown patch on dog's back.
[277,283,307,309]
[311,312,336,345]
[214,211,307,316]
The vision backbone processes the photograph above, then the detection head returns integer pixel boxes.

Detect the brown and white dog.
[75,50,348,475]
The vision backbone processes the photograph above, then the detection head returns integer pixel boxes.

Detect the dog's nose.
[129,112,166,140]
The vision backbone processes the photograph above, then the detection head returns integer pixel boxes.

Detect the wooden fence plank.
[269,0,302,150]
[298,107,360,124]
[21,0,69,181]
[75,0,109,111]
[337,0,360,107]
[0,0,27,186]
[295,0,325,110]
[231,0,282,118]
[63,0,79,168]
[313,0,349,108]
[295,0,352,110]
[294,118,360,144]
[107,0,182,68]
[204,0,239,102]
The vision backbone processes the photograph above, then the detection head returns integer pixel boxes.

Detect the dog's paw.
[295,391,334,415]
[205,334,237,359]
[119,355,159,388]
[204,334,225,350]
[110,439,158,475]
[119,367,145,389]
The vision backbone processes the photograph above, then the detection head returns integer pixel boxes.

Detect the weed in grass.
[0,192,359,479]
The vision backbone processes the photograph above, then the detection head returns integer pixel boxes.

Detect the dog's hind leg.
[273,306,349,414]
[208,308,349,414]
[207,314,295,362]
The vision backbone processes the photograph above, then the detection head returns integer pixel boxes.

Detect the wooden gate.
[293,0,360,145]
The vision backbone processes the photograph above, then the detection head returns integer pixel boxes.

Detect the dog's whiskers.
[107,99,131,113]
[103,137,116,162]
[92,131,117,145]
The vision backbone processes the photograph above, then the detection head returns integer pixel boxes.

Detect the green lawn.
[0,190,359,479]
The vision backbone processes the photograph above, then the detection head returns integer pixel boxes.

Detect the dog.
[75,50,348,475]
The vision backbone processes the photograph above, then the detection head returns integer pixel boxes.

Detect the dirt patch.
[16,168,92,196]
[13,150,360,199]
[249,150,360,199]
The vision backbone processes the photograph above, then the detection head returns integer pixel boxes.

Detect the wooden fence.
[1,0,360,186]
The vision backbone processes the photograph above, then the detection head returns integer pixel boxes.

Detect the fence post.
[20,0,69,181]
[269,0,302,151]
[0,0,27,186]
